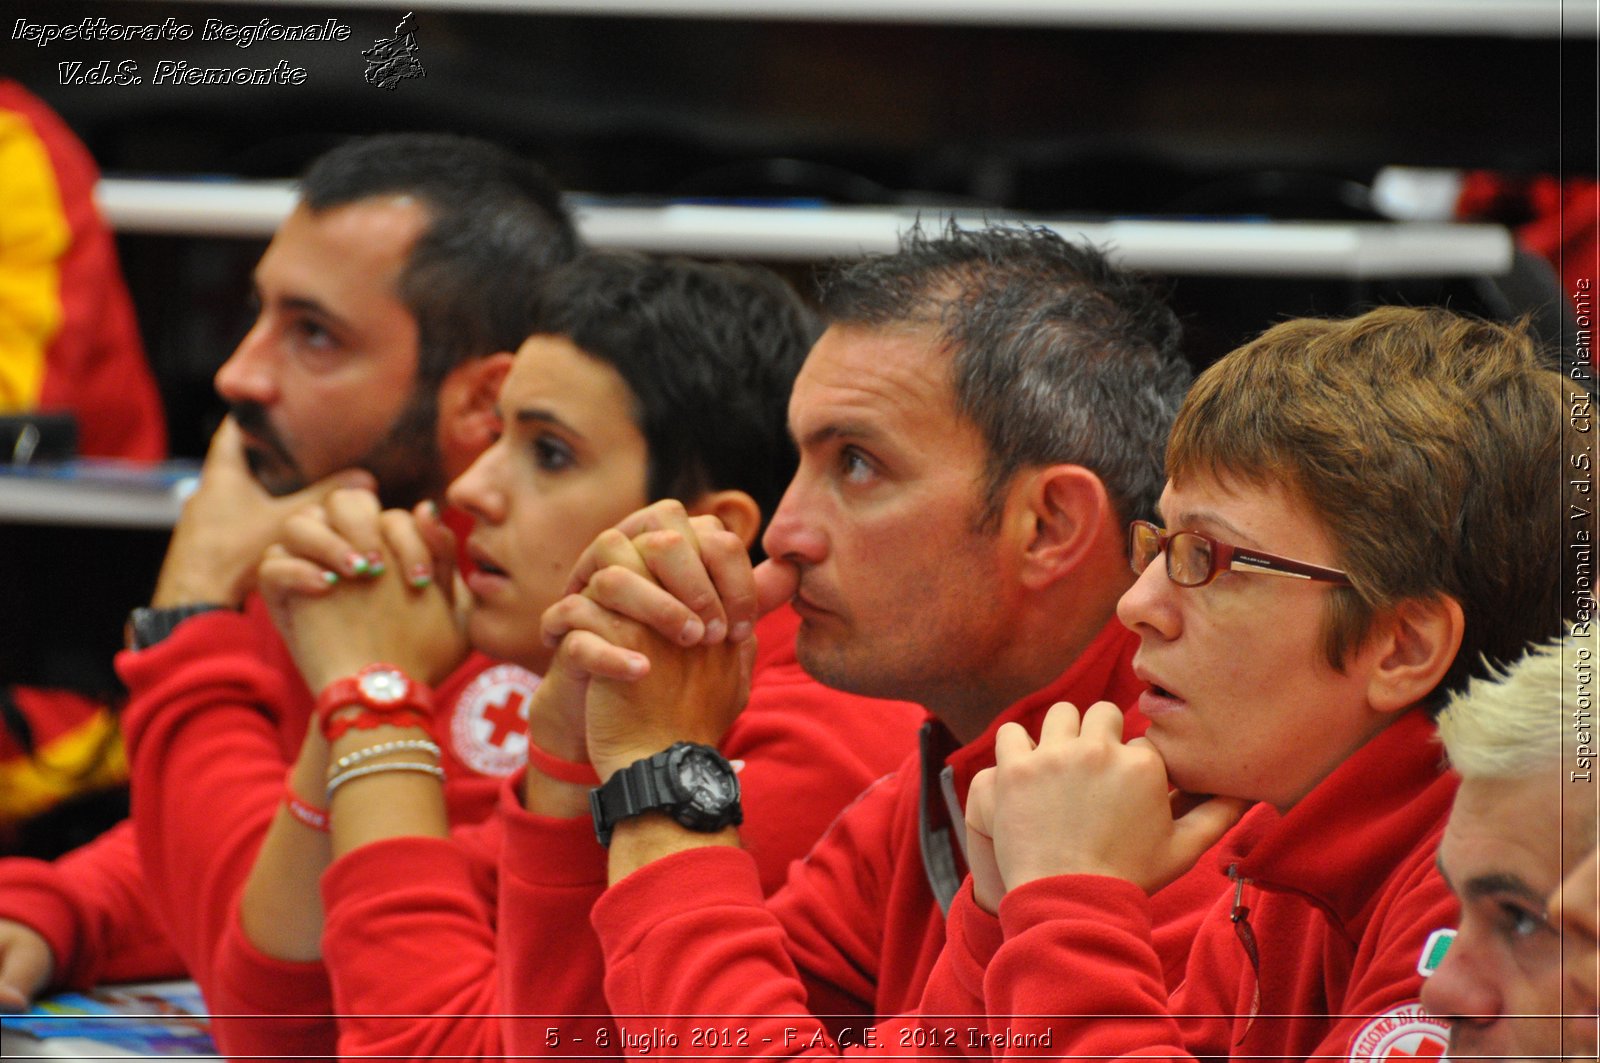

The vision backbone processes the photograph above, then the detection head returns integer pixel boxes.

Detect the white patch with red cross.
[1348,1002,1450,1063]
[449,664,541,777]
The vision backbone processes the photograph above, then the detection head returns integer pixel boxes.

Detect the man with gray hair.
[1424,631,1599,1062]
[511,224,1218,1053]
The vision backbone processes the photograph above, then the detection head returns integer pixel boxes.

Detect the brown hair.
[1167,305,1577,702]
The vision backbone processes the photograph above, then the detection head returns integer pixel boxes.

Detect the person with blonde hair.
[1425,630,1599,1062]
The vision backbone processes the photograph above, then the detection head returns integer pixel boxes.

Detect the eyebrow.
[794,421,882,450]
[1436,856,1549,906]
[1463,873,1550,906]
[1156,507,1261,548]
[509,407,582,437]
[252,277,351,334]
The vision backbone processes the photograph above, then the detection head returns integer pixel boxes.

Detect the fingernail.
[704,618,726,643]
[321,570,341,586]
[627,654,649,677]
[427,500,441,520]
[730,620,753,642]
[679,616,705,645]
[366,552,386,577]
[347,552,369,576]
[409,563,432,588]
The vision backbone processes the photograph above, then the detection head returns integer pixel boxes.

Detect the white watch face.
[358,668,409,704]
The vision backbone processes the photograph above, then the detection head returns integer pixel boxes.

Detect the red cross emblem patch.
[448,664,541,776]
[1349,1003,1450,1063]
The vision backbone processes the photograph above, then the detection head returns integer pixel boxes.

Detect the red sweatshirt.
[588,619,1226,1057]
[130,603,925,1061]
[944,706,1456,1061]
[0,821,178,989]
[117,597,519,1058]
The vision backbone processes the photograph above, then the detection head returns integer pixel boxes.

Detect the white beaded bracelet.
[325,761,445,802]
[330,738,442,774]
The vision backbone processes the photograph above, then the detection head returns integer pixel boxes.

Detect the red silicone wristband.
[323,708,432,742]
[525,741,601,786]
[284,769,329,832]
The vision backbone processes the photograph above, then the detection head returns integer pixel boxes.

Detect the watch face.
[673,746,738,813]
[358,668,409,705]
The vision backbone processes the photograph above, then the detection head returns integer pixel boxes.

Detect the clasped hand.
[539,501,788,779]
[257,488,468,694]
[963,701,1250,913]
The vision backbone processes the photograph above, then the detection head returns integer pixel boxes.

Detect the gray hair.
[818,222,1190,528]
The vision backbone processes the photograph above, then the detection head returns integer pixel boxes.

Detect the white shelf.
[0,464,199,529]
[97,178,1516,279]
[92,0,1596,38]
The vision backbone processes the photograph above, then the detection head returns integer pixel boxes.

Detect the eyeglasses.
[1128,520,1352,589]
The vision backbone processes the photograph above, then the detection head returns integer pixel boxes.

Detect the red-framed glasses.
[1128,520,1352,589]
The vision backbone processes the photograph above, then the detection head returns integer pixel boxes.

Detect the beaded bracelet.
[283,768,329,832]
[329,738,442,774]
[525,741,601,786]
[325,760,445,802]
[323,708,432,742]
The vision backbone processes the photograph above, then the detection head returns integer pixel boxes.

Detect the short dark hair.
[818,223,1188,528]
[300,133,581,387]
[526,251,819,556]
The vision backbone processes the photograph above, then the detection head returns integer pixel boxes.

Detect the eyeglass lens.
[1168,532,1213,587]
[1130,523,1214,588]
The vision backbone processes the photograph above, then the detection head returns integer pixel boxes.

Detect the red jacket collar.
[1219,709,1456,928]
[943,618,1145,804]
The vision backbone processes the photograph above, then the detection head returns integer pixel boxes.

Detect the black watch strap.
[125,604,229,651]
[590,742,741,847]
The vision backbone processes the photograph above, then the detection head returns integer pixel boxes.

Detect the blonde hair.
[1437,629,1593,779]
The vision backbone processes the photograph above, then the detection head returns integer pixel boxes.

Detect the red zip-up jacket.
[945,707,1457,1061]
[299,603,925,1061]
[117,596,518,1058]
[587,619,1228,1057]
[127,602,924,1061]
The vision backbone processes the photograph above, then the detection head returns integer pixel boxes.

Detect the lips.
[1133,662,1182,701]
[1133,661,1187,718]
[463,540,511,595]
[791,583,839,622]
[229,404,294,466]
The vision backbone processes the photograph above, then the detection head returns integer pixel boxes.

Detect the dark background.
[1,1,1593,742]
[6,1,1594,456]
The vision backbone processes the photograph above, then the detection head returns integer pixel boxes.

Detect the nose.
[1117,545,1181,641]
[1419,932,1502,1050]
[760,470,826,566]
[215,322,280,407]
[447,440,508,525]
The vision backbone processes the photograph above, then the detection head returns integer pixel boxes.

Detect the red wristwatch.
[315,664,433,733]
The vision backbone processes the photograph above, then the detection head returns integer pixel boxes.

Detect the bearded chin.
[362,383,445,511]
[242,443,309,498]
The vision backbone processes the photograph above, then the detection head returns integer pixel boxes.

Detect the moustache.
[228,402,293,465]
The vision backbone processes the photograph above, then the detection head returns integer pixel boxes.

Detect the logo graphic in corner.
[450,664,540,776]
[363,11,426,91]
[1349,1002,1450,1063]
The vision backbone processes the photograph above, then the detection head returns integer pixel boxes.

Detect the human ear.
[437,352,514,477]
[686,489,762,550]
[1365,594,1466,713]
[1010,465,1114,591]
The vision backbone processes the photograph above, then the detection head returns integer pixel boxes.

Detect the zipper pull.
[1229,864,1262,1042]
